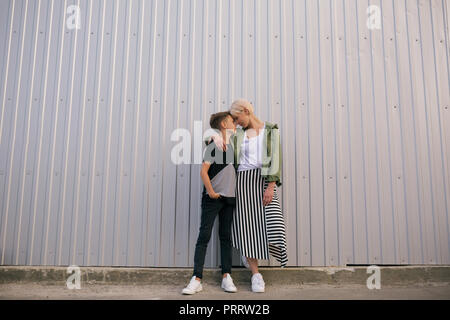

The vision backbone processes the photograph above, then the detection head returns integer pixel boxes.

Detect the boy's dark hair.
[209,111,231,130]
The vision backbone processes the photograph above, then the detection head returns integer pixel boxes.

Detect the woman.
[211,99,288,293]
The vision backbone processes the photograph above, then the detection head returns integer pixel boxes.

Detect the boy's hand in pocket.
[208,191,221,199]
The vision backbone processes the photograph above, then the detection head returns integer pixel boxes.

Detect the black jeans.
[193,194,235,279]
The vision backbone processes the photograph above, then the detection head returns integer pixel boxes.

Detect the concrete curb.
[1,266,450,286]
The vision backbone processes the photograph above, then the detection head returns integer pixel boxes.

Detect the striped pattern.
[232,168,288,267]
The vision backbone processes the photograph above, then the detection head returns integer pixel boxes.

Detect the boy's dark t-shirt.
[202,141,236,198]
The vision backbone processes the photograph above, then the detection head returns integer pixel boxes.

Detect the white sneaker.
[241,256,250,269]
[182,276,203,295]
[221,274,237,293]
[251,273,265,293]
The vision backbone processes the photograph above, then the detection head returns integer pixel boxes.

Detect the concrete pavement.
[0,265,449,299]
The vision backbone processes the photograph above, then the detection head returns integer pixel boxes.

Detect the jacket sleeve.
[265,127,282,187]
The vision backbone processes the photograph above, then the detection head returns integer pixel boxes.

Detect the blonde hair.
[230,98,254,116]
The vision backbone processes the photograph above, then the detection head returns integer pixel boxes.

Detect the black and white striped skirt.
[232,168,288,267]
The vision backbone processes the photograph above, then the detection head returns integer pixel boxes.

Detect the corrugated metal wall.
[0,0,449,267]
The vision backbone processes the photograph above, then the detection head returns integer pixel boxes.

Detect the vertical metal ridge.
[354,0,370,264]
[342,0,356,263]
[128,0,145,266]
[291,0,299,265]
[114,0,133,266]
[147,0,158,267]
[0,0,15,147]
[404,0,425,264]
[392,0,411,264]
[186,0,196,265]
[86,0,106,266]
[428,0,450,263]
[329,0,340,266]
[15,0,42,265]
[57,0,81,266]
[378,0,397,264]
[316,0,327,266]
[43,0,65,266]
[3,0,28,265]
[158,0,171,266]
[416,0,439,264]
[172,0,182,265]
[72,0,94,265]
[100,0,119,266]
[366,0,383,264]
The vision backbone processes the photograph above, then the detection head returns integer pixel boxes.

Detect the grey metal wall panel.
[0,0,449,267]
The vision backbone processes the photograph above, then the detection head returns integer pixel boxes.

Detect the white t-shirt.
[238,123,266,172]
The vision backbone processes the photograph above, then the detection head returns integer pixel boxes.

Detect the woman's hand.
[263,183,275,206]
[211,134,226,151]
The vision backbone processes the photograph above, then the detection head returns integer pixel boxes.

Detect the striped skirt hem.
[231,168,288,267]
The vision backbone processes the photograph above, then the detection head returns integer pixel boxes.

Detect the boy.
[182,111,237,294]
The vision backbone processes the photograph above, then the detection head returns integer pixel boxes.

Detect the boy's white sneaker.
[221,274,237,293]
[251,273,265,293]
[182,276,203,295]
